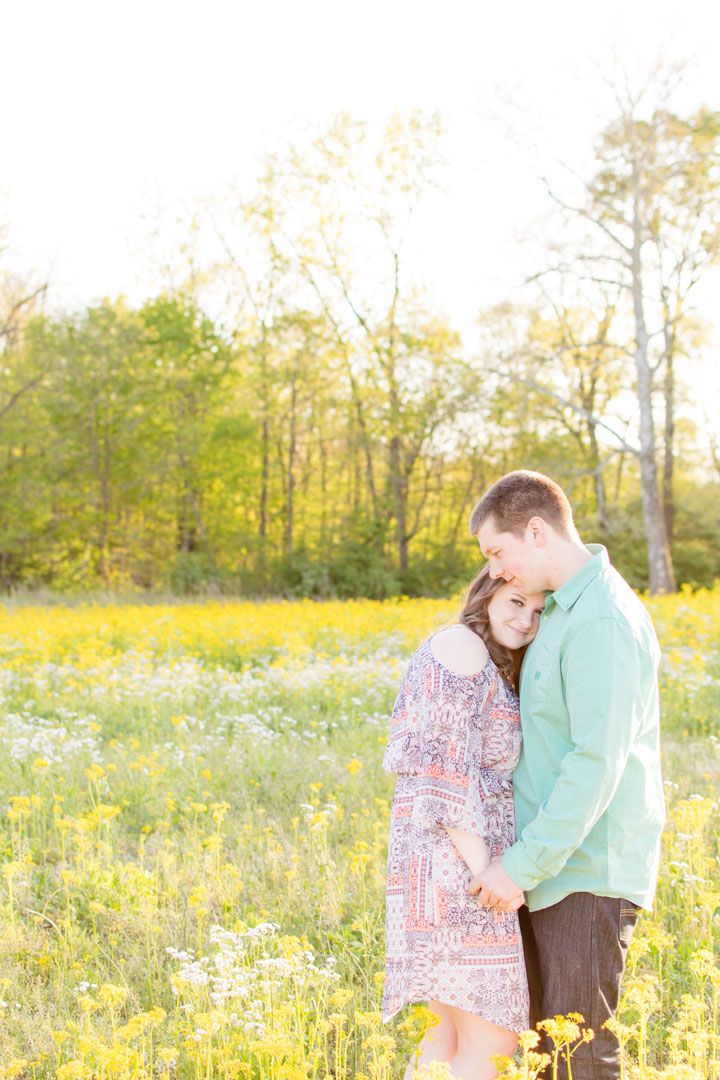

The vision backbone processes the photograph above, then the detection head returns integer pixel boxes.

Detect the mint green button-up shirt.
[502,545,665,912]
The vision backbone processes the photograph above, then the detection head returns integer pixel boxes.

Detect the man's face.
[476,516,551,593]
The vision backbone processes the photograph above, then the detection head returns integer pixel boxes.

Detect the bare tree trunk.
[186,485,214,563]
[256,340,271,581]
[594,472,609,533]
[284,377,297,558]
[448,459,486,549]
[630,211,676,593]
[389,434,409,573]
[318,428,329,556]
[89,398,109,582]
[176,438,216,569]
[259,418,269,542]
[353,393,378,520]
[662,348,675,543]
[100,427,111,584]
[594,471,609,534]
[584,417,611,534]
[636,357,674,591]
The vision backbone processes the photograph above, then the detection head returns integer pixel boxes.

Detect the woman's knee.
[452,1006,518,1059]
[426,1000,459,1053]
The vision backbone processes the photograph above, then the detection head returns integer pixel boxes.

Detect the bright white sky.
[3,0,720,409]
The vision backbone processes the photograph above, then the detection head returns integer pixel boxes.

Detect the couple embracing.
[382,470,665,1080]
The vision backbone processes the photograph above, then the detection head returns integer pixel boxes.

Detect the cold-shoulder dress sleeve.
[382,639,503,838]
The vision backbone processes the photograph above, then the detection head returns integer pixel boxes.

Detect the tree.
[535,82,720,592]
[0,268,48,430]
[478,298,630,535]
[251,112,478,575]
[139,295,233,573]
[40,301,152,584]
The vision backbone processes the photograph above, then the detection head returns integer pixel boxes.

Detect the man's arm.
[501,617,658,893]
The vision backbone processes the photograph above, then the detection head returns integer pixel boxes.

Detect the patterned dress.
[382,636,529,1032]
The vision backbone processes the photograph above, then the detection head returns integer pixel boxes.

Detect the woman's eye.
[511,598,523,607]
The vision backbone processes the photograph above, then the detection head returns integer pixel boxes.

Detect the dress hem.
[382,994,528,1035]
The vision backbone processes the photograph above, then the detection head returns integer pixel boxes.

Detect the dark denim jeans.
[518,893,639,1080]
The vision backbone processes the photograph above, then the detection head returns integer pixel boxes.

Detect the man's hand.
[468,855,525,911]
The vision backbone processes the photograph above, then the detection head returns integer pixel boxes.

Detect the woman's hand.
[468,855,525,910]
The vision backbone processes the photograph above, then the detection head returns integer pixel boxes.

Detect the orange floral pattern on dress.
[382,637,529,1032]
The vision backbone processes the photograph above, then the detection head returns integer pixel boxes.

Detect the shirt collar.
[545,544,609,612]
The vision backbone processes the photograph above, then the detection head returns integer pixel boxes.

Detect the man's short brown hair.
[469,470,574,539]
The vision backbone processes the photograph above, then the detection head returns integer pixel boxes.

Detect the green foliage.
[166,550,224,595]
[0,282,717,595]
[670,481,720,588]
[1,105,719,596]
[670,540,720,590]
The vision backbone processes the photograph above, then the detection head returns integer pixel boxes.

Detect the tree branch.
[488,364,639,455]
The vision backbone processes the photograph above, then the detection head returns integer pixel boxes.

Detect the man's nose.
[488,560,503,579]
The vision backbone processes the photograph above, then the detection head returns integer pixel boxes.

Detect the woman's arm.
[444,825,491,876]
[386,631,498,857]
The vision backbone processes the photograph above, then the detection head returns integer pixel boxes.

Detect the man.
[467,470,665,1080]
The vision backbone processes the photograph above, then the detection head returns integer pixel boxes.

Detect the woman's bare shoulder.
[428,625,489,676]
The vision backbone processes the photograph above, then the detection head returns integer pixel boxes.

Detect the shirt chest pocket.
[523,642,554,705]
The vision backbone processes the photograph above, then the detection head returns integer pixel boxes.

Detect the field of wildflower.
[0,588,719,1079]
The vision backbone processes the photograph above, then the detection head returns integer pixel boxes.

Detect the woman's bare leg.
[403,1000,457,1079]
[403,1001,517,1080]
[448,1003,518,1080]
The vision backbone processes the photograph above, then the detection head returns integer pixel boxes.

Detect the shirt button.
[534,671,541,680]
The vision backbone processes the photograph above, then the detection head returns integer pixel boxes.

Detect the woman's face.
[487,582,546,650]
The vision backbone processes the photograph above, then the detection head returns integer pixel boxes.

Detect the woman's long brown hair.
[456,565,526,692]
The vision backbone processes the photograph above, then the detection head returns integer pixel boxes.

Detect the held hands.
[468,855,525,912]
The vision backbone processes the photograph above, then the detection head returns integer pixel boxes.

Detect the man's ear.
[526,516,548,547]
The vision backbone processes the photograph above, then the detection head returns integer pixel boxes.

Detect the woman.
[382,566,545,1080]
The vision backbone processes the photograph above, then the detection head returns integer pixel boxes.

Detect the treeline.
[2,95,720,596]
